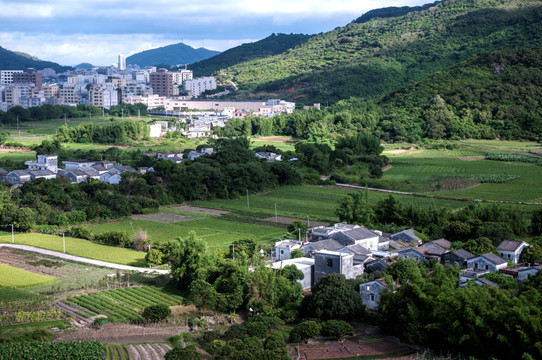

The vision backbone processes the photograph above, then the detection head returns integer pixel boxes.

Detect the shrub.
[245,321,269,338]
[145,249,164,266]
[209,339,227,353]
[165,345,201,360]
[264,333,286,351]
[66,225,93,240]
[201,329,221,343]
[320,320,354,339]
[223,324,246,340]
[95,230,133,247]
[288,320,321,343]
[142,304,171,323]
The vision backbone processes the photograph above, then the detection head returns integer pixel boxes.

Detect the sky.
[0,0,430,66]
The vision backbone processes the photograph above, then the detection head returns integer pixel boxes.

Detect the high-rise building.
[149,69,179,97]
[13,68,42,89]
[118,54,126,71]
[0,70,23,86]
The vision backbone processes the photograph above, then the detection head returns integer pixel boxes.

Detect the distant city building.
[0,70,23,86]
[184,76,216,98]
[118,54,126,71]
[13,68,42,89]
[89,83,119,109]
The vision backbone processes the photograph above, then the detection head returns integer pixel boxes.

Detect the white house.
[496,240,530,264]
[466,253,508,272]
[274,240,301,261]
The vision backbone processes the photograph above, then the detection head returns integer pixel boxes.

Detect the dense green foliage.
[0,341,105,360]
[141,304,171,323]
[222,0,542,105]
[55,119,149,144]
[379,260,542,359]
[0,45,71,72]
[0,104,102,125]
[189,33,313,76]
[320,320,354,339]
[352,1,440,24]
[126,42,219,67]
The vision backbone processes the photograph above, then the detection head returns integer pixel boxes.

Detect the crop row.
[485,153,542,166]
[65,286,183,323]
[0,308,62,325]
[473,174,521,183]
[0,341,105,360]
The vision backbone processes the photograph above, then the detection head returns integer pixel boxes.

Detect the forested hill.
[352,1,441,24]
[126,43,220,67]
[0,46,71,72]
[188,33,313,77]
[220,0,542,105]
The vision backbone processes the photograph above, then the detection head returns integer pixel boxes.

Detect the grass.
[88,217,287,249]
[250,136,297,152]
[0,287,38,301]
[0,264,56,288]
[0,233,147,267]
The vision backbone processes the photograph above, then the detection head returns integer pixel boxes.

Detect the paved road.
[0,244,170,274]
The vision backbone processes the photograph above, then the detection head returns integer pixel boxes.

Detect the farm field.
[250,136,297,152]
[0,264,56,288]
[64,286,184,323]
[196,185,470,222]
[0,233,147,266]
[384,153,542,202]
[106,343,173,360]
[88,217,287,249]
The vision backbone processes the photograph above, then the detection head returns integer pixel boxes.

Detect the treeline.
[336,192,541,255]
[379,259,542,359]
[55,119,149,144]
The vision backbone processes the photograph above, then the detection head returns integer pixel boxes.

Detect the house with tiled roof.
[301,239,344,258]
[360,278,397,310]
[331,227,380,250]
[365,257,396,274]
[497,240,530,263]
[390,229,423,246]
[398,247,427,263]
[442,249,475,268]
[467,252,508,272]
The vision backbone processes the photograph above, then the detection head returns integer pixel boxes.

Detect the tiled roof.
[497,240,525,252]
[453,249,475,260]
[482,252,507,265]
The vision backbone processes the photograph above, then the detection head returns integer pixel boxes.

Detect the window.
[507,254,511,259]
[327,258,333,267]
[365,285,370,292]
[370,294,375,301]
[280,250,284,254]
[485,265,489,270]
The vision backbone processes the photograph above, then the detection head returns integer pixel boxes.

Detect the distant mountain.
[188,33,313,76]
[126,43,220,67]
[74,62,94,69]
[219,0,542,105]
[352,1,441,24]
[0,46,71,72]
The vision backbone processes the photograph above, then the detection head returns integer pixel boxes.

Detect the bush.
[201,329,221,343]
[66,225,93,240]
[264,333,286,351]
[209,339,227,353]
[288,320,321,343]
[95,230,133,247]
[245,321,269,338]
[165,345,201,360]
[145,249,164,266]
[320,320,354,339]
[142,304,171,323]
[223,324,246,340]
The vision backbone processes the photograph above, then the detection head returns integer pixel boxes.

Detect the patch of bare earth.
[262,216,329,227]
[382,165,393,172]
[131,212,195,223]
[173,205,230,216]
[252,136,295,143]
[56,323,189,343]
[0,248,67,278]
[457,156,484,161]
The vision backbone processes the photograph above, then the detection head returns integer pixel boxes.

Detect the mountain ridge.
[126,42,220,67]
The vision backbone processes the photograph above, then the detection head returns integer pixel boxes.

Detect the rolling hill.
[126,42,220,67]
[0,46,71,72]
[188,33,313,77]
[217,0,542,105]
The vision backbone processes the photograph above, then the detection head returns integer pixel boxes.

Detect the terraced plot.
[64,286,183,323]
[106,343,172,360]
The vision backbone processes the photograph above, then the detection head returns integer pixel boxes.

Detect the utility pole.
[275,203,277,223]
[298,228,301,242]
[307,215,310,228]
[10,224,14,244]
[246,189,250,208]
[62,233,65,253]
[232,243,235,261]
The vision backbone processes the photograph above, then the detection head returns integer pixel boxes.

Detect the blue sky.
[0,0,430,66]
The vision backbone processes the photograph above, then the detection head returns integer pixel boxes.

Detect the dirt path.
[173,205,230,215]
[262,216,329,227]
[131,212,195,223]
[0,244,169,274]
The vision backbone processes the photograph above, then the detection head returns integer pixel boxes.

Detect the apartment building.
[184,77,216,98]
[89,83,118,109]
[59,85,80,105]
[13,68,42,89]
[149,69,179,97]
[0,70,23,86]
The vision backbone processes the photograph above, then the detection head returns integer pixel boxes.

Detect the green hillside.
[126,42,220,67]
[0,46,71,72]
[219,0,542,105]
[188,33,313,77]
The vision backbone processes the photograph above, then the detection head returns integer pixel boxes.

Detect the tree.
[165,346,201,360]
[335,190,375,226]
[320,320,354,339]
[532,209,542,235]
[188,279,220,312]
[303,274,364,321]
[290,248,304,259]
[142,304,171,323]
[168,231,211,289]
[288,320,321,343]
[145,249,164,266]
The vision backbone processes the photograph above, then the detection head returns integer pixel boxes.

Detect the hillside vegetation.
[0,46,71,72]
[126,42,220,67]
[188,33,313,77]
[219,0,542,105]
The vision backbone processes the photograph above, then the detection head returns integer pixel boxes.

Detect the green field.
[0,287,39,301]
[64,286,183,323]
[0,264,56,288]
[88,217,287,249]
[383,151,542,202]
[0,234,147,266]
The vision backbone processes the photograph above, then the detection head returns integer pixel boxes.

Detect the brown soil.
[173,205,230,215]
[457,156,484,161]
[0,248,67,278]
[382,165,393,172]
[252,136,295,143]
[55,323,190,343]
[0,146,32,152]
[262,216,329,227]
[131,212,195,223]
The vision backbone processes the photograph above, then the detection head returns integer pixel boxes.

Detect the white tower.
[118,54,126,71]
